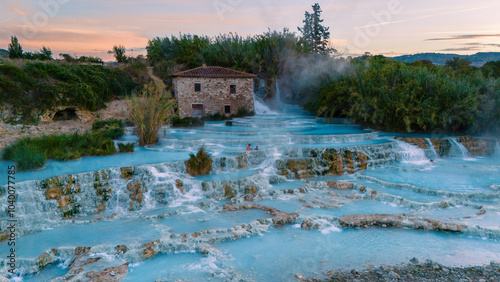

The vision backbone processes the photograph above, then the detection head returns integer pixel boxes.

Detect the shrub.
[129,82,176,146]
[12,144,46,171]
[204,112,228,121]
[171,116,205,127]
[92,119,125,139]
[185,146,212,176]
[123,60,151,84]
[82,134,117,156]
[118,143,135,153]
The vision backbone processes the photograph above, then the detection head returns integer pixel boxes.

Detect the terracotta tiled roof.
[171,66,257,78]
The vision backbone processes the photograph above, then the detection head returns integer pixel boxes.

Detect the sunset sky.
[1,0,500,61]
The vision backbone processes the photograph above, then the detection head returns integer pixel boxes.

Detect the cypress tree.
[298,3,333,54]
[8,36,23,59]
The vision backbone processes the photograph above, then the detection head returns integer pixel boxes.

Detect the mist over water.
[279,53,352,105]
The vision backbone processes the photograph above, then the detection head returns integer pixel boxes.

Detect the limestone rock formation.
[338,213,466,232]
[223,203,298,227]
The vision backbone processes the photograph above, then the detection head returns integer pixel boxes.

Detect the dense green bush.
[481,61,500,79]
[11,144,47,171]
[2,132,117,170]
[0,62,138,123]
[92,119,125,139]
[171,116,205,127]
[185,146,212,176]
[308,56,499,134]
[118,143,135,153]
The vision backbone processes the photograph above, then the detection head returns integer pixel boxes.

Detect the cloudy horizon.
[1,0,499,60]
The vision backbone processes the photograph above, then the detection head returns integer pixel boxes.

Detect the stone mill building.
[171,64,256,118]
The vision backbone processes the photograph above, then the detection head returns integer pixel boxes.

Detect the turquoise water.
[124,252,221,282]
[0,102,498,281]
[155,209,271,234]
[0,218,161,258]
[0,147,190,185]
[218,226,500,281]
[360,162,499,193]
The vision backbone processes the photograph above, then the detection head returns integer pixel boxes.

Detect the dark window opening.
[230,84,236,94]
[53,108,77,121]
[194,83,201,92]
[224,105,231,114]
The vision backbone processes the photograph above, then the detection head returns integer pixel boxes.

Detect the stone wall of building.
[173,77,255,117]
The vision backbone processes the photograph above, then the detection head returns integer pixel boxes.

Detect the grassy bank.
[2,133,116,171]
[1,119,128,171]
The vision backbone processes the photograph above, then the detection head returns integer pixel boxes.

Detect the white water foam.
[254,94,276,115]
[169,183,204,208]
[395,140,429,165]
[187,255,227,278]
[315,219,342,234]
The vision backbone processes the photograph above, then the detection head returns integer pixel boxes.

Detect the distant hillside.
[391,52,500,67]
[0,49,8,58]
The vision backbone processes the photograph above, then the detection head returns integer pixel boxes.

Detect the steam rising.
[279,51,352,105]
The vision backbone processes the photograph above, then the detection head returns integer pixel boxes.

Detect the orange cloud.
[10,4,27,17]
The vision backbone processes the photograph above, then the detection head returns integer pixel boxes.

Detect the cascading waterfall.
[395,140,429,164]
[449,138,471,159]
[425,138,438,159]
[253,77,277,115]
[253,94,276,115]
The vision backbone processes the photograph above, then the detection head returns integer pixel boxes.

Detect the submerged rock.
[74,246,91,255]
[325,181,353,190]
[37,252,52,270]
[120,167,134,179]
[224,184,237,198]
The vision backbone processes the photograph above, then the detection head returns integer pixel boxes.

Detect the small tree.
[298,3,333,54]
[8,36,23,59]
[129,82,176,146]
[60,53,75,62]
[40,46,53,60]
[445,57,472,72]
[108,45,128,63]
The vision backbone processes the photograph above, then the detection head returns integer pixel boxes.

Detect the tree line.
[306,56,500,135]
[146,3,332,83]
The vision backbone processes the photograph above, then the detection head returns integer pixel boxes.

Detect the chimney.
[202,62,207,67]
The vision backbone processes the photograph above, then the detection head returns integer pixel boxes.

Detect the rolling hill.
[391,52,500,67]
